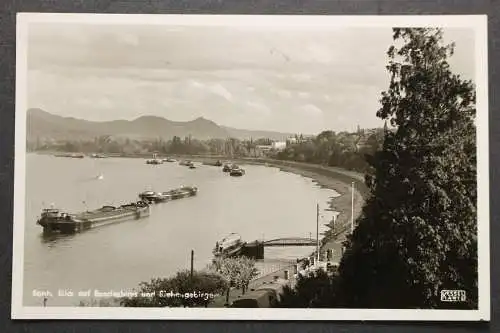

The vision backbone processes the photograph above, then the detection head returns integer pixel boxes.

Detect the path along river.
[22,154,339,306]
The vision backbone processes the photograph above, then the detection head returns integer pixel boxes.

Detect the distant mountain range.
[26,108,295,142]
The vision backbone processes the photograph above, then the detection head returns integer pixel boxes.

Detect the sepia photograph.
[12,14,489,320]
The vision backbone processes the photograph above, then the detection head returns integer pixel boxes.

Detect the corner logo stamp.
[440,290,467,303]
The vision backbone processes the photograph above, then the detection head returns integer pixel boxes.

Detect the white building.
[286,137,298,145]
[272,141,287,151]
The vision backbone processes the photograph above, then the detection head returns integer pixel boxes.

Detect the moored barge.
[229,166,245,177]
[139,186,198,203]
[37,201,150,234]
[54,153,85,158]
[146,158,163,165]
[90,153,108,158]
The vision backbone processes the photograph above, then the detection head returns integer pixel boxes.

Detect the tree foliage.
[275,129,384,173]
[28,135,263,158]
[28,130,385,173]
[210,256,259,304]
[337,28,477,309]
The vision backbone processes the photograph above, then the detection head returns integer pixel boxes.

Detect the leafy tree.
[121,270,227,308]
[234,256,260,295]
[338,28,477,309]
[210,256,259,305]
[94,135,111,152]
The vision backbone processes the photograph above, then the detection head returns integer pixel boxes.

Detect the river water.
[23,154,338,306]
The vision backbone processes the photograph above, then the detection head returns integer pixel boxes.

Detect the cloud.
[276,90,292,99]
[26,24,475,134]
[189,80,204,88]
[246,101,271,116]
[291,73,313,82]
[301,104,323,116]
[209,84,233,101]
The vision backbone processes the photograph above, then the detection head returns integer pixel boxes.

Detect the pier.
[226,237,318,260]
[263,237,317,247]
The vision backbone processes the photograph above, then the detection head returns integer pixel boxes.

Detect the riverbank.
[184,155,368,257]
[255,160,366,258]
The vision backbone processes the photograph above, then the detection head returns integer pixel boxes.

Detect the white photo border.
[12,13,490,321]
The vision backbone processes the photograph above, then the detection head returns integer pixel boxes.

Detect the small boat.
[179,160,191,166]
[222,164,232,172]
[213,232,245,257]
[37,201,150,234]
[146,159,163,165]
[146,153,164,165]
[214,160,223,167]
[187,161,196,169]
[139,186,198,203]
[90,153,108,158]
[54,153,85,158]
[163,157,177,162]
[229,166,245,177]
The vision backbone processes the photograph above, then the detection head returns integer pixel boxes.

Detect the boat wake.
[76,174,105,183]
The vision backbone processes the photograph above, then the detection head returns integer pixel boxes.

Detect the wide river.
[22,154,338,306]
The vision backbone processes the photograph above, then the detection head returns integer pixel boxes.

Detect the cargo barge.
[37,201,150,234]
[146,158,163,165]
[138,186,198,203]
[229,167,245,177]
[54,153,85,158]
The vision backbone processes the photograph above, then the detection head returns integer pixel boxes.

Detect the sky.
[27,22,475,135]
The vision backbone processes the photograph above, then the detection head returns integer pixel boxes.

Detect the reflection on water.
[23,154,339,306]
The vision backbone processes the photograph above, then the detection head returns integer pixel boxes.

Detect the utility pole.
[190,249,194,280]
[351,182,355,234]
[316,203,320,263]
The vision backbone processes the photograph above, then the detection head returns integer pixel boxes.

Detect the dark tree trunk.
[225,288,230,306]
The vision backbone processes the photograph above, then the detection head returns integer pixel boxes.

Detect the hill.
[26,108,294,142]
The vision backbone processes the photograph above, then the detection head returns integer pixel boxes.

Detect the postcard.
[12,13,489,321]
